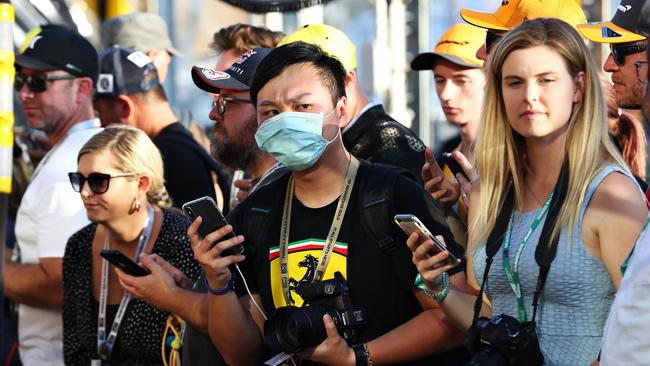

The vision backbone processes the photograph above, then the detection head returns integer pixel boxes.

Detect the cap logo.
[201,69,230,81]
[126,51,153,68]
[19,26,43,54]
[97,74,114,93]
[618,4,632,12]
[501,0,509,6]
[235,49,257,65]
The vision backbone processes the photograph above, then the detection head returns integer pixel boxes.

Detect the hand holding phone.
[394,214,461,266]
[100,249,149,277]
[442,152,469,182]
[182,196,244,256]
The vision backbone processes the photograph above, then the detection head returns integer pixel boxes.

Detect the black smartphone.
[100,249,149,277]
[182,196,244,256]
[394,214,461,266]
[442,152,469,181]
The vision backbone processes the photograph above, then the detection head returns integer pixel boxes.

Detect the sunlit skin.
[17,68,85,144]
[256,63,343,145]
[76,149,142,224]
[501,45,583,144]
[433,60,485,143]
[215,49,243,72]
[603,42,647,109]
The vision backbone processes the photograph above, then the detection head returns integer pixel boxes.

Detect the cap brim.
[460,8,509,31]
[577,21,646,43]
[14,54,59,71]
[411,52,480,70]
[191,66,249,93]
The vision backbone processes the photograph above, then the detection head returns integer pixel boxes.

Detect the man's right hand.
[187,217,246,290]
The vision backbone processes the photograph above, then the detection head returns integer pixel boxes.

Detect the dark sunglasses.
[211,96,252,116]
[14,73,77,93]
[610,43,647,66]
[485,31,503,53]
[68,172,138,194]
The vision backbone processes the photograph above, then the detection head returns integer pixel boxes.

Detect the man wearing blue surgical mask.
[187,42,466,366]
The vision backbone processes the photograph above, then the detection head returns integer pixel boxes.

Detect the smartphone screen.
[394,214,461,266]
[442,153,469,181]
[182,196,244,256]
[100,249,149,277]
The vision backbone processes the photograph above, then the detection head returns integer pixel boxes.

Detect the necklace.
[524,176,544,206]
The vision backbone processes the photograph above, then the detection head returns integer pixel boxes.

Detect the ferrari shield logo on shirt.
[269,238,348,308]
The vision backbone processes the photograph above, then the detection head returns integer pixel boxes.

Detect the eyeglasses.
[14,73,77,93]
[68,172,139,194]
[635,61,648,84]
[211,96,252,116]
[485,31,503,53]
[610,43,647,66]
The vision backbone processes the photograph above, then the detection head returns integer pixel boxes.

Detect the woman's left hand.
[300,314,355,366]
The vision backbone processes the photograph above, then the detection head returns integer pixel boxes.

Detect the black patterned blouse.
[63,209,200,366]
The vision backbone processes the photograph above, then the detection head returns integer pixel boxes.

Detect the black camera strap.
[467,161,569,350]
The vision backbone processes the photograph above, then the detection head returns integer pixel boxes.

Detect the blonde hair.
[471,18,629,247]
[78,124,171,207]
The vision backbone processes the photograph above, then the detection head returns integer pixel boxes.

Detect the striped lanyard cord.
[502,193,553,322]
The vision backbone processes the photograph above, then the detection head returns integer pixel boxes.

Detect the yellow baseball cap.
[411,24,485,70]
[577,0,648,43]
[460,0,587,31]
[278,24,357,71]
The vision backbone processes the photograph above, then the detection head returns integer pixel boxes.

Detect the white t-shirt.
[601,214,650,365]
[14,119,101,366]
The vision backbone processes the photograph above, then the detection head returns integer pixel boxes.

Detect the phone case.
[394,214,461,265]
[182,196,243,255]
[100,249,149,277]
[442,153,468,181]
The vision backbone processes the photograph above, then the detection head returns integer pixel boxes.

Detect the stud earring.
[135,199,141,211]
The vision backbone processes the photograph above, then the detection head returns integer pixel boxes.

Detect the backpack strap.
[242,171,292,253]
[358,163,413,254]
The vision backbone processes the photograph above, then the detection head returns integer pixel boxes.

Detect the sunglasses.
[485,31,503,53]
[211,96,252,116]
[15,73,77,93]
[610,43,647,66]
[68,172,139,195]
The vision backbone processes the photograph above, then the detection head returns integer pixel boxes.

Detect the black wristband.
[352,345,367,366]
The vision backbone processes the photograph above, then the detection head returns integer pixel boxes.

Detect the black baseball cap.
[95,46,160,98]
[578,0,649,43]
[15,24,99,84]
[191,48,272,93]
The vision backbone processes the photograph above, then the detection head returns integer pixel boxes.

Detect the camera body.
[264,272,366,354]
[467,314,544,366]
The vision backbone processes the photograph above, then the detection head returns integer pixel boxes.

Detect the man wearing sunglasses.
[94,46,224,211]
[9,25,102,365]
[578,0,649,109]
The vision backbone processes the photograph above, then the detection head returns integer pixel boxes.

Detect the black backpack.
[241,163,411,256]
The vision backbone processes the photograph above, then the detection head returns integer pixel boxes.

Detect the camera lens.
[185,208,194,217]
[264,306,333,354]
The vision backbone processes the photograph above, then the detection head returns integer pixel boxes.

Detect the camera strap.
[95,204,154,364]
[278,157,360,306]
[467,161,569,349]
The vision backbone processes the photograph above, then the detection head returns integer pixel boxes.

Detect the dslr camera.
[264,271,367,354]
[467,314,544,366]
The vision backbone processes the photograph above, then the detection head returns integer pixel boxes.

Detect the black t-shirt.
[229,162,464,365]
[343,105,427,185]
[153,123,217,208]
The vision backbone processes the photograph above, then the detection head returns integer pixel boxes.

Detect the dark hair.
[211,23,284,54]
[249,42,347,107]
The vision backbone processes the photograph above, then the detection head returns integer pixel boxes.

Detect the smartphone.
[394,214,461,266]
[182,196,244,256]
[100,249,149,277]
[442,152,469,181]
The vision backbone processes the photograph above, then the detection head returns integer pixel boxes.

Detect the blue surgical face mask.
[254,109,339,171]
